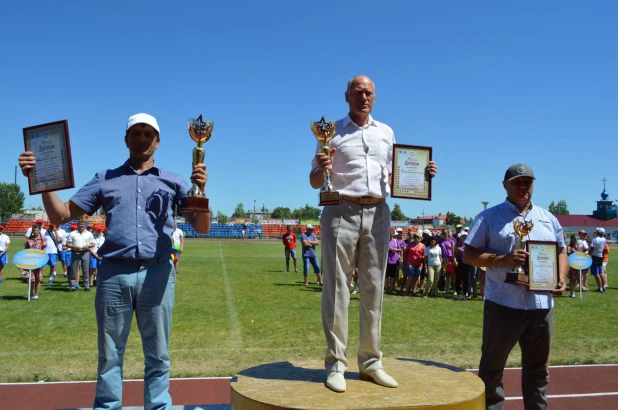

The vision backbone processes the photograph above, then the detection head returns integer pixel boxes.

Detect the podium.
[231,357,485,409]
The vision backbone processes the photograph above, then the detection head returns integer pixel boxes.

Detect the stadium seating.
[180,223,263,238]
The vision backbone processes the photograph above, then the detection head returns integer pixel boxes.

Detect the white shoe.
[325,371,346,392]
[360,369,398,388]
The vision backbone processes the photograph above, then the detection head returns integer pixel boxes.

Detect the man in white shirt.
[310,75,437,392]
[89,225,105,287]
[0,225,10,284]
[66,220,95,291]
[171,221,184,273]
[56,226,68,278]
[589,227,608,292]
[43,224,60,285]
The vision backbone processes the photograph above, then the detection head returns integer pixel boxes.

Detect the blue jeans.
[93,258,176,410]
[303,256,320,276]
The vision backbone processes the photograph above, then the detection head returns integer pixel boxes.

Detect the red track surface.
[1,365,616,409]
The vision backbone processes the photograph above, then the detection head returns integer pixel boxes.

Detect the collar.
[123,160,160,176]
[503,198,534,216]
[342,114,377,129]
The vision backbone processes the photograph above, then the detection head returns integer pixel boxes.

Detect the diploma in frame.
[527,241,559,291]
[391,144,432,200]
[23,120,75,195]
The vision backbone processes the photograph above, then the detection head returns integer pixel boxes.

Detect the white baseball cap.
[596,227,605,235]
[464,227,470,232]
[306,224,314,230]
[126,113,160,133]
[422,229,431,235]
[395,228,403,233]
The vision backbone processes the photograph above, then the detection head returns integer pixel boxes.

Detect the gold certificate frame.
[527,241,559,291]
[23,120,75,195]
[391,144,432,200]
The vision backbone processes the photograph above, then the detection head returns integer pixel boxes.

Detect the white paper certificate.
[391,144,432,200]
[23,120,74,194]
[528,241,558,291]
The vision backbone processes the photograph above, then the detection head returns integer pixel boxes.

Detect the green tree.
[445,211,461,227]
[0,183,25,219]
[271,207,292,219]
[232,203,246,219]
[549,200,569,215]
[390,204,406,221]
[216,210,229,224]
[251,215,259,224]
[292,204,321,220]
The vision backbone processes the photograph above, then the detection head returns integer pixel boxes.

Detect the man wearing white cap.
[310,75,437,392]
[301,225,322,287]
[589,227,608,292]
[463,163,568,409]
[19,113,211,409]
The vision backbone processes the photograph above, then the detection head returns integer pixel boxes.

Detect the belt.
[107,257,163,265]
[341,195,386,205]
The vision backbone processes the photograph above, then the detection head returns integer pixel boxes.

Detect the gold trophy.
[504,217,534,286]
[311,117,341,206]
[179,114,213,213]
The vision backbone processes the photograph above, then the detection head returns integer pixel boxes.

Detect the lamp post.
[481,201,489,210]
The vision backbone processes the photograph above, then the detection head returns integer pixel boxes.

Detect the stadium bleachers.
[4,219,105,235]
[180,223,263,238]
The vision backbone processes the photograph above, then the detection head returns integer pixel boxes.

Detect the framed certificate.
[527,241,559,291]
[391,144,432,200]
[23,120,75,195]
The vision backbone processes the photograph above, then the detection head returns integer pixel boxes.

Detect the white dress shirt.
[67,230,95,250]
[43,230,59,254]
[312,114,395,198]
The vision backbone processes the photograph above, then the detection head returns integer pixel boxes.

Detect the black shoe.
[68,287,76,292]
[84,287,91,292]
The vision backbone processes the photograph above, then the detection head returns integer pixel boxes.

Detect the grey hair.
[346,76,375,93]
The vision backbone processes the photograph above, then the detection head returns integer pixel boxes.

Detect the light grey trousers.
[320,201,390,374]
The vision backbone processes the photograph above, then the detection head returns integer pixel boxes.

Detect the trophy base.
[319,191,342,206]
[504,271,530,288]
[179,196,210,213]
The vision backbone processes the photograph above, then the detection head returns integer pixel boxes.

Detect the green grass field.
[0,238,616,383]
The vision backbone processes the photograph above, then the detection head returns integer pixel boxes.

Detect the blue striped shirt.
[465,199,565,310]
[70,160,189,259]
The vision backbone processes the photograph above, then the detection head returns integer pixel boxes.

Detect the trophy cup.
[504,217,534,287]
[311,117,341,206]
[179,114,213,213]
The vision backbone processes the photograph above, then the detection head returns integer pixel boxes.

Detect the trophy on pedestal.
[504,217,534,286]
[179,114,213,213]
[311,117,341,206]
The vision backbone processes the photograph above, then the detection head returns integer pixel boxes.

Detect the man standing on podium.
[19,113,210,410]
[310,75,437,392]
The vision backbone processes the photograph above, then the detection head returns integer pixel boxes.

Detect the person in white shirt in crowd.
[25,219,44,239]
[66,220,95,291]
[0,225,10,284]
[55,225,68,278]
[89,225,105,287]
[589,227,608,292]
[43,224,60,285]
[423,235,442,298]
[577,230,590,290]
[172,220,184,273]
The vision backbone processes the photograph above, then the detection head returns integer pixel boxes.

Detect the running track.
[0,364,616,409]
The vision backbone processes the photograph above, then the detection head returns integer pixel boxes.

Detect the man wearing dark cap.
[19,113,210,410]
[463,163,568,410]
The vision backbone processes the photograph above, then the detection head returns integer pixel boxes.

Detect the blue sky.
[1,1,617,220]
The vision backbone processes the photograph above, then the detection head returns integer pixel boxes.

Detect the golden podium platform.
[230,357,485,410]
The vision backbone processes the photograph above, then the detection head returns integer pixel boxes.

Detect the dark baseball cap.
[504,163,535,182]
